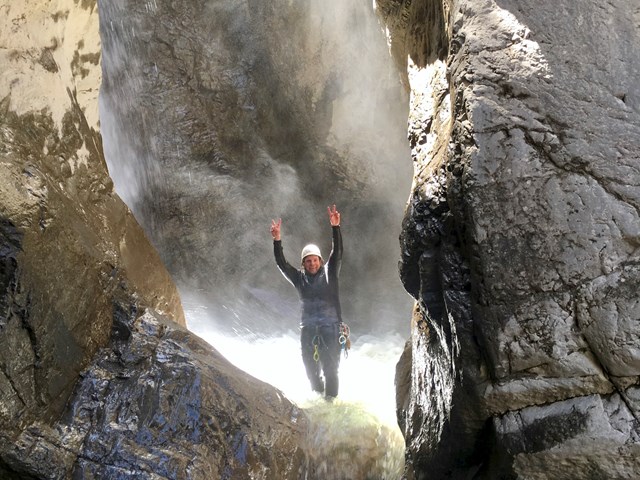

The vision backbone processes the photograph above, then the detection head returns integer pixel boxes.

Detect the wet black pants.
[300,323,342,397]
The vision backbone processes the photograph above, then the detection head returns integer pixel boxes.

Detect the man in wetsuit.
[270,205,343,398]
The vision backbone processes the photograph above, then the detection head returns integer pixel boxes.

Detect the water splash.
[185,301,406,479]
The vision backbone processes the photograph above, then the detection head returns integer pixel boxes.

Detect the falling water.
[98,0,412,476]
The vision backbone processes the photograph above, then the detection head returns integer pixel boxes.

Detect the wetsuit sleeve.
[327,225,343,323]
[274,240,300,287]
[327,225,342,278]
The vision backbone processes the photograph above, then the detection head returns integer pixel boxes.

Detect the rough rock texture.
[9,0,640,478]
[379,0,640,478]
[1,305,308,479]
[0,0,185,444]
[0,2,315,478]
[98,0,413,334]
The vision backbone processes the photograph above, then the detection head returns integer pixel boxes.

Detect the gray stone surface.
[497,394,640,480]
[379,0,640,478]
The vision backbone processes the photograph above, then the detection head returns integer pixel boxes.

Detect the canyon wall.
[0,2,307,477]
[3,0,638,478]
[378,0,640,478]
[0,0,183,434]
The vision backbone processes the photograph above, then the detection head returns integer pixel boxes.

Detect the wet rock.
[0,307,308,479]
[304,401,405,480]
[0,0,183,472]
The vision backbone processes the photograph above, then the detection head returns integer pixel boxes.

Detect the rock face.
[0,0,184,444]
[1,306,307,479]
[378,0,640,478]
[5,0,639,478]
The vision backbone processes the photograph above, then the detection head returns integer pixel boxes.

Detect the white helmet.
[301,244,322,262]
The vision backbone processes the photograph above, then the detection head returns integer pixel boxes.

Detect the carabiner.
[312,335,320,362]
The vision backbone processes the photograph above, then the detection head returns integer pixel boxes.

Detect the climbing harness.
[311,323,350,361]
[339,322,351,358]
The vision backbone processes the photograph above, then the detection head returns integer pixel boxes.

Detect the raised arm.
[327,205,342,276]
[271,218,299,285]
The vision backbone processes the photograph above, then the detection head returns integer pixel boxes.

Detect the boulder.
[0,305,307,479]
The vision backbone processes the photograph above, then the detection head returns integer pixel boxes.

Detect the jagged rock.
[378,0,640,478]
[0,306,308,479]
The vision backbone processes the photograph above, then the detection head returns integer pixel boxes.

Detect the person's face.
[303,255,322,275]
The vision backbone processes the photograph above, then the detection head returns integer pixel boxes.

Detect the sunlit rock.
[378,0,640,478]
[0,0,184,474]
[304,401,405,480]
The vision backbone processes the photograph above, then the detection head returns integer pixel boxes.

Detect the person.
[270,205,343,398]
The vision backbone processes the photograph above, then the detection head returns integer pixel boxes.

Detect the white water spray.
[185,299,406,479]
[98,0,412,475]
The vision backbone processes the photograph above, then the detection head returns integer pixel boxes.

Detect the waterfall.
[98,0,412,477]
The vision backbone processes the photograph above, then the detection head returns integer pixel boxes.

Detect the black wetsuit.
[274,226,343,397]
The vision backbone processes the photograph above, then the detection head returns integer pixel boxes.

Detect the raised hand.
[270,218,282,240]
[328,205,341,227]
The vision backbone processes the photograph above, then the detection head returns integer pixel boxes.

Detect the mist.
[100,0,412,339]
[99,1,412,465]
